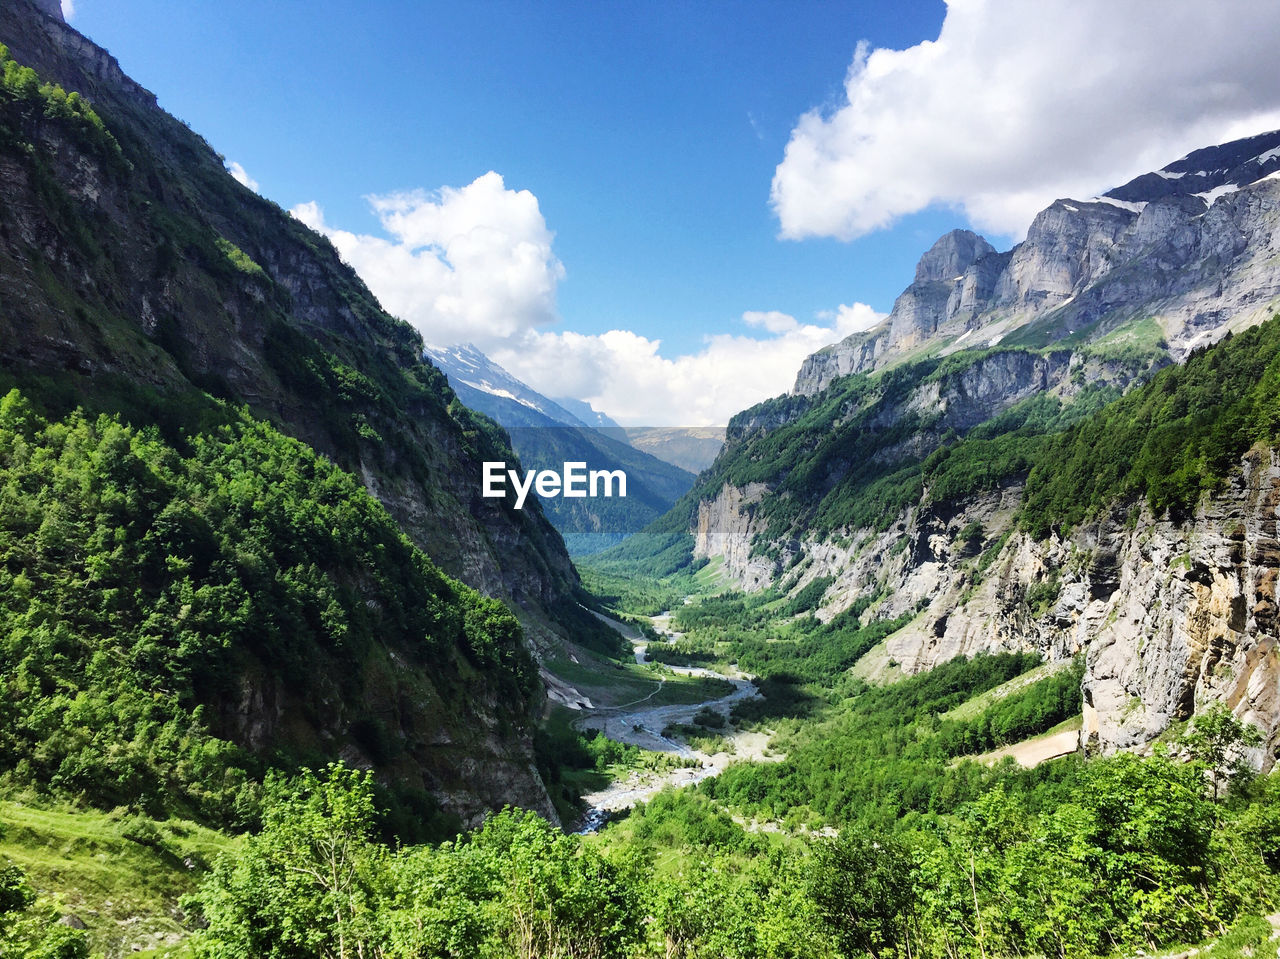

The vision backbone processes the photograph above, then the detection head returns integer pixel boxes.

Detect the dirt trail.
[978,729,1080,768]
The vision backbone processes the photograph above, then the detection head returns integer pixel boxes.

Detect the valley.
[569,610,777,829]
[2,1,1280,957]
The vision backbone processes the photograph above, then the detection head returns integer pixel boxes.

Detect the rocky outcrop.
[29,0,62,23]
[693,483,775,590]
[796,130,1280,395]
[882,448,1280,769]
[886,231,1000,353]
[698,447,1280,769]
[681,131,1280,778]
[2,0,157,107]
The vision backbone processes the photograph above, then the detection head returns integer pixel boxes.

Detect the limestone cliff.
[796,131,1280,395]
[885,447,1280,768]
[691,446,1279,770]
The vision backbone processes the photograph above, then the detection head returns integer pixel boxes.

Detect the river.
[571,610,775,833]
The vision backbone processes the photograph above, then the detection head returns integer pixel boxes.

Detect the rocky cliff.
[796,131,1280,395]
[682,313,1280,771]
[689,444,1279,770]
[665,133,1280,771]
[872,446,1280,769]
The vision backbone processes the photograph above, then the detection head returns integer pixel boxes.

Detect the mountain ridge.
[795,129,1280,395]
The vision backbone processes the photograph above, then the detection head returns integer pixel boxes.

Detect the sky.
[67,1,1280,426]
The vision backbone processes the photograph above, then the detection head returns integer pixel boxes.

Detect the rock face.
[694,484,775,591]
[880,448,1280,767]
[694,449,1280,770]
[796,131,1280,395]
[681,130,1280,772]
[29,0,62,22]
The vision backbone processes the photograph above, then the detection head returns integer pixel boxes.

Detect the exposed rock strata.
[696,450,1280,770]
[796,132,1280,395]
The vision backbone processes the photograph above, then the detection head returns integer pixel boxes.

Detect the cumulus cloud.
[491,303,885,427]
[60,0,74,20]
[772,0,1280,240]
[294,173,883,424]
[227,161,259,192]
[292,172,563,346]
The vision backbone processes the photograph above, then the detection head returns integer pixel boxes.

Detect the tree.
[1181,702,1264,801]
[808,829,914,959]
[463,808,643,959]
[194,764,388,959]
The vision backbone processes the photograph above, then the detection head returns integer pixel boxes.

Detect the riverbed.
[572,610,779,832]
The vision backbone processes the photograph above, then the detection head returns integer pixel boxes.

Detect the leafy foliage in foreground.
[0,390,535,824]
[195,767,642,959]
[188,743,1280,959]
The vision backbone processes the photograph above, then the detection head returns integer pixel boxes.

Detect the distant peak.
[913,229,996,284]
[1104,128,1280,204]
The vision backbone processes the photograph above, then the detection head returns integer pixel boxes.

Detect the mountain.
[424,343,606,430]
[796,130,1280,394]
[549,393,623,431]
[604,130,1280,769]
[425,343,695,554]
[0,0,610,825]
[623,426,726,474]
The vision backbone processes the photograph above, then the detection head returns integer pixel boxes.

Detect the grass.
[544,612,738,711]
[691,556,730,592]
[1158,913,1280,959]
[1074,315,1168,362]
[647,673,735,706]
[0,796,238,957]
[848,634,910,685]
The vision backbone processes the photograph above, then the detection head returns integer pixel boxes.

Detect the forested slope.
[0,0,602,824]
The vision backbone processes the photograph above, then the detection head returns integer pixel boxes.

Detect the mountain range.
[424,343,697,554]
[606,129,1280,769]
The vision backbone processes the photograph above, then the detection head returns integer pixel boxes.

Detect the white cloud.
[292,172,563,347]
[772,0,1280,241]
[825,302,884,337]
[60,0,74,20]
[227,161,259,192]
[294,173,884,425]
[743,310,798,334]
[491,304,886,427]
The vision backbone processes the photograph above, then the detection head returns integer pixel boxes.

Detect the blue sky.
[67,1,1280,424]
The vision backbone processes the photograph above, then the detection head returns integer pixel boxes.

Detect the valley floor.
[570,609,782,828]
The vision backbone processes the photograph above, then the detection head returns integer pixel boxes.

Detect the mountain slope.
[0,0,588,822]
[604,131,1280,770]
[424,343,605,430]
[426,343,696,553]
